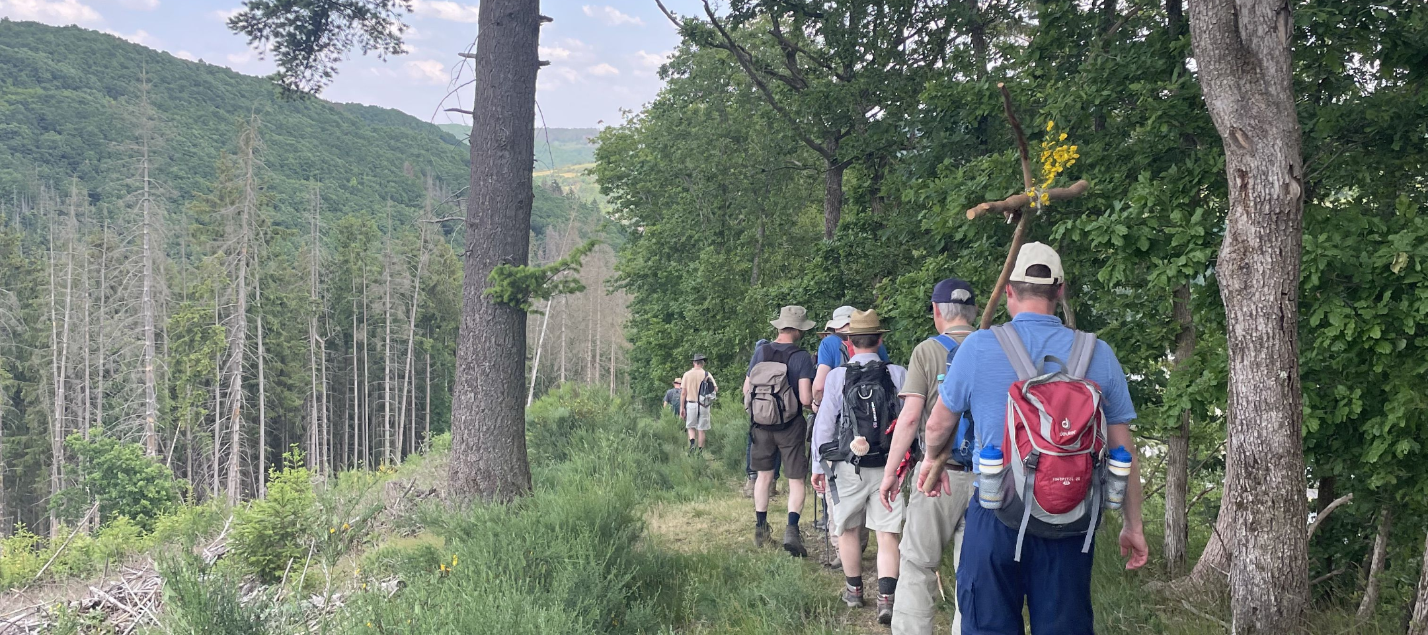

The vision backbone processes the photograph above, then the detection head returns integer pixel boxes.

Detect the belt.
[946,460,972,472]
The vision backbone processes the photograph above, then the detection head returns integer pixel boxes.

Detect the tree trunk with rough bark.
[1188,0,1308,631]
[1165,284,1195,576]
[1410,527,1428,635]
[447,0,542,504]
[1356,505,1392,620]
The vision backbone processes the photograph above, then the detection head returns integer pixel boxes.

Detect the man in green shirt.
[878,278,978,635]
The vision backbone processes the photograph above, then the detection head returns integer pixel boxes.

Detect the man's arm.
[878,394,924,510]
[917,396,961,496]
[798,377,813,408]
[809,374,840,490]
[812,364,832,410]
[1108,424,1148,570]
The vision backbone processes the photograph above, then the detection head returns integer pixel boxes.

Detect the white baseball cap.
[1008,242,1064,285]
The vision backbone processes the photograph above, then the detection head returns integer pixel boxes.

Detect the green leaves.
[484,239,598,312]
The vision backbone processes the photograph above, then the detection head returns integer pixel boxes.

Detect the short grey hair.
[936,302,979,324]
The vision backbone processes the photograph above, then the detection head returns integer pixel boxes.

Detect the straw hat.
[844,309,889,335]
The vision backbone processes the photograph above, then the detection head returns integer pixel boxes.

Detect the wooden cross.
[966,84,1089,330]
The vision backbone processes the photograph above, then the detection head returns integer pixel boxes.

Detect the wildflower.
[342,523,351,530]
[329,527,336,534]
[451,555,458,567]
[1046,120,1055,131]
[367,622,373,628]
[1059,132,1067,141]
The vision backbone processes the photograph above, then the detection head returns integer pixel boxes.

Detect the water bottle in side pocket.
[1105,446,1132,510]
[977,445,1005,509]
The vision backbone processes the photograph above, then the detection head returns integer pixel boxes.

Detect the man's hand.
[1119,524,1149,570]
[916,460,951,497]
[679,407,686,419]
[811,473,827,494]
[878,469,904,512]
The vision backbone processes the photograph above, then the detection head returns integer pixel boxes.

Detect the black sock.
[689,438,695,448]
[788,512,800,527]
[878,577,897,595]
[846,576,863,589]
[755,511,768,527]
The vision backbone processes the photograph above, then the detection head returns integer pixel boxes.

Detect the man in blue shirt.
[813,306,890,410]
[919,243,1148,635]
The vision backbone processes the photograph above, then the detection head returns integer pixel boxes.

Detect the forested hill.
[0,19,471,225]
[439,125,599,171]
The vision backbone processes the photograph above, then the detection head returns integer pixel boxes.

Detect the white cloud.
[404,59,448,85]
[117,0,157,9]
[0,0,103,25]
[633,49,670,69]
[412,0,479,23]
[212,6,239,21]
[174,50,196,61]
[537,66,581,91]
[103,28,154,46]
[539,46,571,61]
[582,4,642,26]
[586,62,619,77]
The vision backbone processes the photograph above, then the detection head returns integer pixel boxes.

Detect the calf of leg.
[754,471,774,513]
[893,489,952,635]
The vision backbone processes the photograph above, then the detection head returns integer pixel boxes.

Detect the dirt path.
[645,474,957,634]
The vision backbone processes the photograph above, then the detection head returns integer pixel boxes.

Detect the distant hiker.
[811,309,906,625]
[918,243,1148,635]
[744,338,782,498]
[813,305,889,410]
[664,379,683,419]
[877,278,978,635]
[680,354,718,455]
[743,306,817,556]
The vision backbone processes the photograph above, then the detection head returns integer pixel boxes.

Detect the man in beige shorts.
[879,278,979,635]
[811,309,906,624]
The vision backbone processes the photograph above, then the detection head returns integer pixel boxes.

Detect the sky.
[0,0,688,129]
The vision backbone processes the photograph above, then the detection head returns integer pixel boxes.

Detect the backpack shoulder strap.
[768,344,793,365]
[990,324,1037,381]
[1067,331,1098,379]
[930,334,957,353]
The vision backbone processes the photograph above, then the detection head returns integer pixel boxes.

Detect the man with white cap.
[918,242,1148,635]
[813,305,889,410]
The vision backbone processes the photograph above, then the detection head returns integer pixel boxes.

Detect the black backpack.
[819,361,901,469]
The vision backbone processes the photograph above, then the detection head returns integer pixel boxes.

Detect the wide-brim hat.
[823,305,856,332]
[770,305,816,331]
[844,309,890,335]
[692,353,707,362]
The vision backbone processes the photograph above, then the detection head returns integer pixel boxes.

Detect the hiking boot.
[742,477,756,498]
[782,525,807,558]
[754,523,771,548]
[841,584,865,608]
[876,593,894,624]
[768,480,779,497]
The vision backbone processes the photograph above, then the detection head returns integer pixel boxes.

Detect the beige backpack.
[745,345,800,427]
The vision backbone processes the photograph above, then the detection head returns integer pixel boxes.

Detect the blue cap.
[932,278,976,305]
[979,445,1003,461]
[1108,446,1132,462]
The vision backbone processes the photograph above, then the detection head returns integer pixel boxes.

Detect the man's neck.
[944,320,973,333]
[851,348,879,356]
[774,335,798,344]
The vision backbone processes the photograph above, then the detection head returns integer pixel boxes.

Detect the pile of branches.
[0,565,161,634]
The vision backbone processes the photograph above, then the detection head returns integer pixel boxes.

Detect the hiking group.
[669,242,1149,633]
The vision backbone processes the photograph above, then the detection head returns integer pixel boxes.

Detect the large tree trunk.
[822,150,844,240]
[1356,505,1392,620]
[447,0,542,504]
[1410,527,1428,635]
[1165,283,1196,576]
[1188,1,1308,631]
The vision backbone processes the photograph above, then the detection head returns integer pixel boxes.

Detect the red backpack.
[989,325,1108,561]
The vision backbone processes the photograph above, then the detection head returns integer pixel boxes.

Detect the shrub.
[156,553,272,635]
[54,432,182,532]
[230,448,316,583]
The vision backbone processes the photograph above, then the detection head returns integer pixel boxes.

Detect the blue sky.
[0,0,687,128]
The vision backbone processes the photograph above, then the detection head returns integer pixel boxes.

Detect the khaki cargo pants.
[892,469,976,635]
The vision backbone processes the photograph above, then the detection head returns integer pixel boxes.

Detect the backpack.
[820,361,901,469]
[930,331,977,468]
[746,345,800,428]
[697,371,716,407]
[988,325,1108,561]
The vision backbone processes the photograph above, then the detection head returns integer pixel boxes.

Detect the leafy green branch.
[484,239,600,312]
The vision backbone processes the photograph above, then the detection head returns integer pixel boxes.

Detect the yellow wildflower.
[342,523,350,530]
[1059,132,1067,141]
[1046,120,1054,131]
[451,555,458,567]
[329,527,336,534]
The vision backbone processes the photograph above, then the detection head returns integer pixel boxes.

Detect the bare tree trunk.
[351,293,358,469]
[559,294,567,383]
[423,348,431,450]
[49,187,77,537]
[0,377,7,535]
[362,274,370,469]
[1356,505,1392,620]
[224,116,261,506]
[96,221,107,434]
[1165,283,1196,575]
[138,109,161,457]
[398,208,429,459]
[1188,1,1308,631]
[212,286,222,500]
[1410,527,1428,635]
[254,275,267,497]
[308,188,322,472]
[383,210,394,466]
[448,0,543,503]
[528,297,553,406]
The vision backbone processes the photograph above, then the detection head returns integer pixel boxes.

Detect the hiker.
[743,306,817,557]
[664,379,683,419]
[877,278,979,635]
[680,354,717,455]
[811,309,906,625]
[918,243,1148,635]
[812,305,890,410]
[744,339,781,498]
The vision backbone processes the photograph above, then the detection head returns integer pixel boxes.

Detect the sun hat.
[824,305,856,331]
[770,306,816,331]
[844,309,890,335]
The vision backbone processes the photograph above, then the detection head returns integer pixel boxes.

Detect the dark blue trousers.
[956,499,1095,635]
